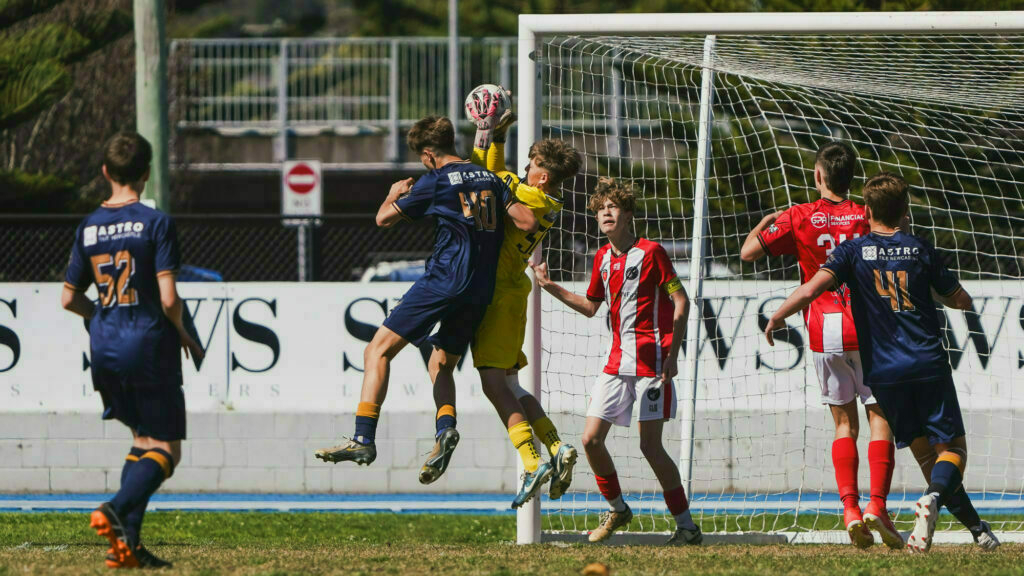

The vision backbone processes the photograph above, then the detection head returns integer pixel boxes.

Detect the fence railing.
[170,37,519,167]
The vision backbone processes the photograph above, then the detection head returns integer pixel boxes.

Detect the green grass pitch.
[1,512,1022,575]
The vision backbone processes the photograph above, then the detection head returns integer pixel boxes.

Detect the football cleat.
[512,461,554,509]
[844,506,874,549]
[90,503,137,568]
[548,443,578,500]
[106,544,173,569]
[666,524,703,546]
[418,427,460,485]
[971,520,1000,551]
[588,506,633,543]
[864,501,904,550]
[314,439,376,465]
[907,493,939,553]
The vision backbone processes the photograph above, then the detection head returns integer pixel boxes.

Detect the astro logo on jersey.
[448,172,464,185]
[810,213,828,229]
[83,226,98,247]
[862,246,878,260]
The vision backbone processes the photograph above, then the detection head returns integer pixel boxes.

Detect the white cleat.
[907,493,939,554]
[972,521,1000,551]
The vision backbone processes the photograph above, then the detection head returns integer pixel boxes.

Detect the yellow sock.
[530,417,562,457]
[509,421,541,473]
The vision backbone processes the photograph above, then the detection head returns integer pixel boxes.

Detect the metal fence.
[170,37,518,168]
[0,215,435,283]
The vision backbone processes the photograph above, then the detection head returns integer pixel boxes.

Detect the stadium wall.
[0,283,1021,493]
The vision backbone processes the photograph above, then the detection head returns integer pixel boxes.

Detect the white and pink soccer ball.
[464,83,511,126]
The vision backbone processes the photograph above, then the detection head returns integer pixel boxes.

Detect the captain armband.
[663,277,683,295]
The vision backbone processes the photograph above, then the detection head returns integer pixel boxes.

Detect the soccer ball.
[464,83,510,125]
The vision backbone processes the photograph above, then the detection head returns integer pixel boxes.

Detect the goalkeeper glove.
[492,110,516,144]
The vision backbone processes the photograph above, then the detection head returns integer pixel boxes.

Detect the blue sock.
[946,486,982,530]
[119,448,147,543]
[354,402,380,445]
[927,459,963,508]
[435,404,456,437]
[109,448,173,521]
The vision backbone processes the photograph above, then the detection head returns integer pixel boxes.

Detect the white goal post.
[517,11,1024,545]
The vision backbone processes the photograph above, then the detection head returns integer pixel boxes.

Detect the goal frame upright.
[516,10,1024,545]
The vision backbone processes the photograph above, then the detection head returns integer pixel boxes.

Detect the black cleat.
[106,544,172,569]
[419,427,460,484]
[314,439,377,465]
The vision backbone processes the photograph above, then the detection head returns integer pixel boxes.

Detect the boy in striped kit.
[532,178,698,545]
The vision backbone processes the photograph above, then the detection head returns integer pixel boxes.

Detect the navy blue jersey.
[821,231,963,388]
[65,202,182,384]
[393,160,512,301]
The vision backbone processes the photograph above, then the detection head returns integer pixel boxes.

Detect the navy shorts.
[383,281,487,356]
[871,374,965,449]
[93,366,186,441]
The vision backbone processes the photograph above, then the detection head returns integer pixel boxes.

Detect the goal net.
[525,19,1024,542]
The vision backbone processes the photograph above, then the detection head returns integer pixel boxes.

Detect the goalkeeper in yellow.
[460,90,582,508]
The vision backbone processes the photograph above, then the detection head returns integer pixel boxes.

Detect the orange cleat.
[90,503,138,568]
[864,500,904,550]
[844,506,874,549]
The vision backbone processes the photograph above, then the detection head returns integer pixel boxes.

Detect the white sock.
[607,495,626,513]
[675,510,698,531]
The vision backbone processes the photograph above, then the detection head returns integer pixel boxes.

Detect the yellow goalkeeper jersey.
[472,142,563,295]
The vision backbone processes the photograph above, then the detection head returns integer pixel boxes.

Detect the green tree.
[0,0,131,210]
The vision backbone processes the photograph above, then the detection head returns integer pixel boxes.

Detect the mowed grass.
[1,512,1023,575]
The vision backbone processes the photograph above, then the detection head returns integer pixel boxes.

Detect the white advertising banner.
[0,281,1021,413]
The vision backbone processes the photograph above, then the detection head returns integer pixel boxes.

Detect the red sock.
[595,473,622,502]
[868,440,895,509]
[663,486,689,515]
[832,437,859,509]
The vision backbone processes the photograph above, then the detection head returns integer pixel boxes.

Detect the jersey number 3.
[459,190,497,231]
[90,250,137,307]
[873,269,914,312]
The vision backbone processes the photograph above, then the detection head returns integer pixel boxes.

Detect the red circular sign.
[286,163,318,194]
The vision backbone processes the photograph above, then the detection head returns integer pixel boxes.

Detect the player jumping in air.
[740,142,900,548]
[62,132,204,568]
[766,172,999,553]
[315,116,538,486]
[455,91,582,508]
[532,179,699,545]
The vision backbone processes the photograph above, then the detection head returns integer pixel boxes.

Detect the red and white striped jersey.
[586,238,679,377]
[758,198,869,353]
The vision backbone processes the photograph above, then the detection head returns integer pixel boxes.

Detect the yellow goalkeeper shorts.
[472,288,529,370]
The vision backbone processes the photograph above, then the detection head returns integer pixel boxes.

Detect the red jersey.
[586,238,681,377]
[758,198,869,353]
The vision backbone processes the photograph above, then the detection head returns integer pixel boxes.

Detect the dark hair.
[863,172,909,227]
[103,132,152,185]
[587,177,636,213]
[815,141,857,195]
[528,139,581,187]
[407,116,456,155]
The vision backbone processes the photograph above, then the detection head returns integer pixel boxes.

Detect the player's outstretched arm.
[531,261,602,318]
[376,178,415,228]
[740,210,783,262]
[60,286,95,319]
[158,274,205,361]
[662,287,690,384]
[765,269,835,346]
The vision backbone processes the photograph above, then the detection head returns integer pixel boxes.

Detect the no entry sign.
[282,160,322,217]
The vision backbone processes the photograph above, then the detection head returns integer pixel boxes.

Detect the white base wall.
[1,410,1020,495]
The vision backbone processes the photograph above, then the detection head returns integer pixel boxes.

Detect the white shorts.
[586,372,676,427]
[813,350,876,406]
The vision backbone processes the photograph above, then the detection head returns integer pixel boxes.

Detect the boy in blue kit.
[62,132,204,568]
[315,116,538,484]
[765,172,999,553]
